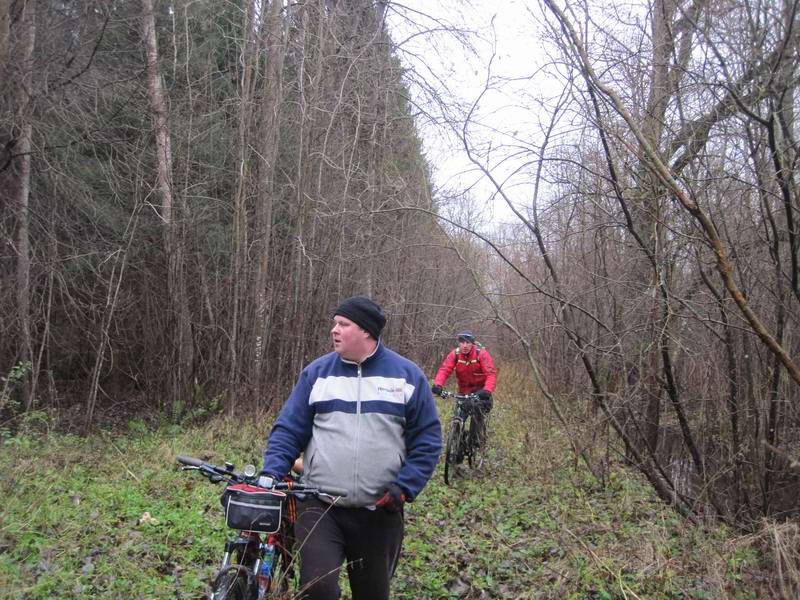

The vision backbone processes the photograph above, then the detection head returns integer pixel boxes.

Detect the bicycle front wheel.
[444,418,464,485]
[209,565,254,600]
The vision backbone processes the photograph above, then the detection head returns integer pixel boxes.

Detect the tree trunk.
[250,0,286,401]
[6,0,36,409]
[228,0,254,408]
[142,0,192,417]
[0,0,11,85]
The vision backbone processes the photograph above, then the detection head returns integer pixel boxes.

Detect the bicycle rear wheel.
[210,565,254,600]
[444,418,464,485]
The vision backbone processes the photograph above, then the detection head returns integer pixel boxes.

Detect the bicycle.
[439,391,489,484]
[176,455,346,599]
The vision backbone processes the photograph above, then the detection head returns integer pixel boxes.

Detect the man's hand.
[375,483,406,513]
[431,384,442,396]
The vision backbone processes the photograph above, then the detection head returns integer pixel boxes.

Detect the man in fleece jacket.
[261,295,442,600]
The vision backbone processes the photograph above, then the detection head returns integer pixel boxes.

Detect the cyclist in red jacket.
[431,331,497,440]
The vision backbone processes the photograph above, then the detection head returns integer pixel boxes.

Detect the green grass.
[0,394,782,599]
[392,403,730,599]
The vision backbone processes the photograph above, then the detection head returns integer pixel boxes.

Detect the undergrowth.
[0,381,786,598]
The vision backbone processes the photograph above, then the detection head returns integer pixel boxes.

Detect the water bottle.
[256,543,275,600]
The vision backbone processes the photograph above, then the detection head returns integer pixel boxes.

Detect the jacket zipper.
[353,363,362,505]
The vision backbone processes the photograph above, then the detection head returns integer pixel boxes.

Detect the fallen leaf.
[137,511,159,526]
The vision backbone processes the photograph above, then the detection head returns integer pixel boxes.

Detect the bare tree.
[0,0,460,434]
[2,0,36,409]
[141,0,193,417]
[394,0,800,525]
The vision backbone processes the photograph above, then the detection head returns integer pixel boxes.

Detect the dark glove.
[431,384,442,396]
[375,483,406,513]
[476,389,493,411]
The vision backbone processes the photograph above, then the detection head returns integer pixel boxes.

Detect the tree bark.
[6,0,36,409]
[250,0,286,400]
[142,0,192,416]
[0,0,11,85]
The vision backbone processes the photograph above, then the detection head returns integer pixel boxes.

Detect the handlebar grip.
[273,482,348,498]
[176,455,205,467]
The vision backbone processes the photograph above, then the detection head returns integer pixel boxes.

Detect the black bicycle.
[176,455,346,599]
[440,391,489,485]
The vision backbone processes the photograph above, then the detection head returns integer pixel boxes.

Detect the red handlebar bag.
[221,484,286,533]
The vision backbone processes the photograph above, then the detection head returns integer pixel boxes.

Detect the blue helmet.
[456,331,476,343]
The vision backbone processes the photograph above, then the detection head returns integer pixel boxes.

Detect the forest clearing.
[0,369,785,599]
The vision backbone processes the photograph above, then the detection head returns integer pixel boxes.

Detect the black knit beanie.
[334,296,386,340]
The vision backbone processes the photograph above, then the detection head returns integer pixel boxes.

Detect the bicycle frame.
[216,527,289,598]
[176,455,345,599]
[211,491,293,597]
[441,391,484,484]
[444,391,482,427]
[215,530,274,592]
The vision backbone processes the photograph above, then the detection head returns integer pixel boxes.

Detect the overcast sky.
[386,0,552,227]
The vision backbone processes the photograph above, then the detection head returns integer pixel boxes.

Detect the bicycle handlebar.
[439,390,479,400]
[176,455,348,498]
[176,455,204,468]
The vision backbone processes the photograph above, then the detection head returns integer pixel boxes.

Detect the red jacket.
[434,346,497,394]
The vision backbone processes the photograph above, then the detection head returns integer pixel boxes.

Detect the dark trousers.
[471,400,491,446]
[294,496,404,600]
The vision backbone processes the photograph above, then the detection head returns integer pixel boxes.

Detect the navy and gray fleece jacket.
[262,342,442,508]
